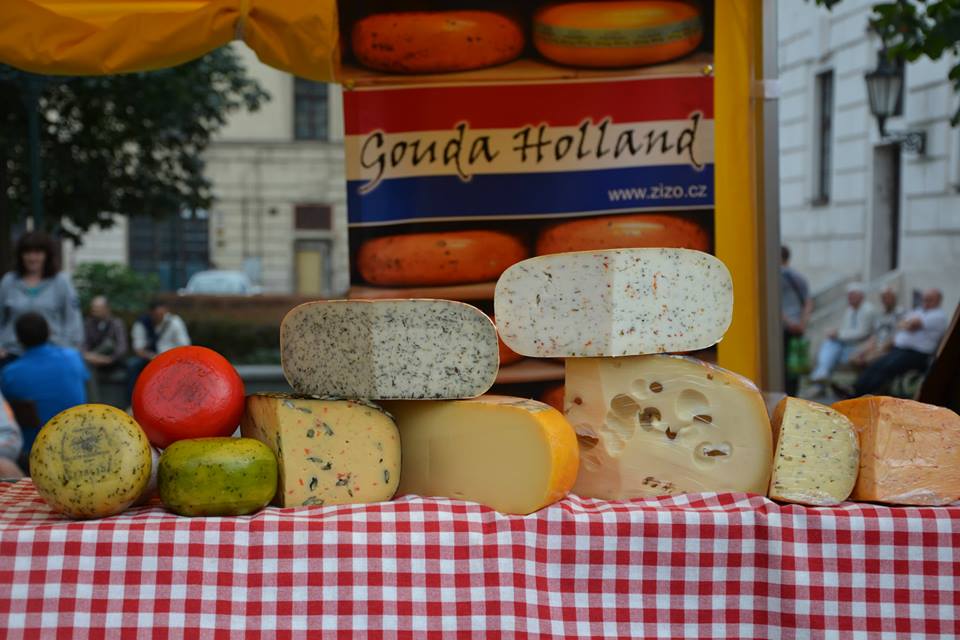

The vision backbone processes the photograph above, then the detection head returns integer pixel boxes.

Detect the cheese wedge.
[494,249,732,358]
[383,396,579,514]
[281,299,499,399]
[832,397,960,505]
[564,355,772,499]
[240,394,401,507]
[768,397,859,506]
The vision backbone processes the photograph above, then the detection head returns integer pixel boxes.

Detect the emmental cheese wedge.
[565,356,772,499]
[241,394,401,508]
[768,397,859,506]
[494,249,733,358]
[383,396,579,514]
[832,397,960,506]
[281,299,499,399]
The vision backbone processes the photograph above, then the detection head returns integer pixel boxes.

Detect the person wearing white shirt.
[850,286,904,366]
[850,288,949,397]
[810,283,877,384]
[126,300,191,402]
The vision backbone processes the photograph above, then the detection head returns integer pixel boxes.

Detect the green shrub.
[72,262,160,314]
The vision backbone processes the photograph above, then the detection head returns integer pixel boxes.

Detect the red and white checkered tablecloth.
[0,480,958,639]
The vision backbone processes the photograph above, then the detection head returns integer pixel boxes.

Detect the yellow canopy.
[0,0,339,80]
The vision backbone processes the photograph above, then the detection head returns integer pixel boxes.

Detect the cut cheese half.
[383,396,579,514]
[241,394,401,507]
[832,396,960,505]
[281,299,499,399]
[565,355,772,499]
[768,397,859,506]
[494,248,732,358]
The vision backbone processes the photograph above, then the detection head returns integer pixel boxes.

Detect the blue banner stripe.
[347,165,714,224]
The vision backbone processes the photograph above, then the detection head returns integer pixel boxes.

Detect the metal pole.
[23,75,44,230]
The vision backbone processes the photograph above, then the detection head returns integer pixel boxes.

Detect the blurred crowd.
[0,232,191,476]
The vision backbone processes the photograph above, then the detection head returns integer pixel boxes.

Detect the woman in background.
[0,232,84,368]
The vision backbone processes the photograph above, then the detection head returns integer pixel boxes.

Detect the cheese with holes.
[494,249,732,358]
[383,396,579,514]
[281,299,498,399]
[768,397,859,506]
[832,396,960,505]
[240,394,401,507]
[565,356,771,499]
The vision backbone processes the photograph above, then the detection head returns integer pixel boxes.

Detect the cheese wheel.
[539,384,565,413]
[383,396,579,514]
[533,1,703,68]
[30,404,152,519]
[357,230,529,287]
[491,315,524,367]
[352,11,525,74]
[536,214,710,255]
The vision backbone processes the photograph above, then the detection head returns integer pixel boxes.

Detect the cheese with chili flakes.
[768,397,859,506]
[240,394,400,508]
[493,248,733,358]
[280,299,499,400]
[832,396,960,506]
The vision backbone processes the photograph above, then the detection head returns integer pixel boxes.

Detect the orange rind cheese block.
[536,214,710,255]
[832,396,960,505]
[352,11,525,74]
[357,230,529,287]
[533,1,704,69]
[384,396,579,514]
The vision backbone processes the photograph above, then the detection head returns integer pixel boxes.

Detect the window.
[294,78,329,141]
[813,70,834,204]
[294,204,332,230]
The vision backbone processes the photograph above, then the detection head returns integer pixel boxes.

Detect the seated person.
[126,300,191,401]
[83,295,128,401]
[0,392,24,478]
[844,288,949,398]
[809,283,877,385]
[0,313,88,459]
[850,286,904,367]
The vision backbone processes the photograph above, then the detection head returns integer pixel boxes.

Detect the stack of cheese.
[248,299,579,514]
[495,248,777,500]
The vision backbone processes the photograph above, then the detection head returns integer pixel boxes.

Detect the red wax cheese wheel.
[535,214,709,255]
[357,230,529,287]
[533,1,704,69]
[132,346,245,449]
[352,11,525,74]
[539,384,565,413]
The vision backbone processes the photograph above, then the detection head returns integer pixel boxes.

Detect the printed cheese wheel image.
[533,1,704,69]
[535,214,709,255]
[352,11,525,74]
[357,230,530,287]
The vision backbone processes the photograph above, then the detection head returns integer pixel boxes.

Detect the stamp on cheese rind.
[493,248,733,358]
[281,299,499,400]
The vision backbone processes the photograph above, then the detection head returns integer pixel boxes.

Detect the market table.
[0,480,958,639]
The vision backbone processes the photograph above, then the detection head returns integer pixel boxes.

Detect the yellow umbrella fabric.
[0,0,339,80]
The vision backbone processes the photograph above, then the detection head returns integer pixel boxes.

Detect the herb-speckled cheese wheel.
[352,11,525,74]
[533,1,703,69]
[30,404,152,519]
[494,248,733,358]
[357,230,529,287]
[158,437,278,517]
[536,214,710,256]
[281,299,499,399]
[768,397,859,506]
[241,394,401,507]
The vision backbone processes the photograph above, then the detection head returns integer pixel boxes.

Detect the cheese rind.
[564,355,772,499]
[281,299,499,399]
[832,396,960,506]
[493,249,733,357]
[768,397,859,506]
[240,394,401,507]
[383,395,579,514]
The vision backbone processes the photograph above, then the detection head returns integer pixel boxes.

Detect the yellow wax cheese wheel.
[533,1,704,68]
[30,404,153,519]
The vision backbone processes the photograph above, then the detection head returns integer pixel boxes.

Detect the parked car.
[178,270,262,296]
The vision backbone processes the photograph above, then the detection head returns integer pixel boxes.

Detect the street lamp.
[864,54,925,154]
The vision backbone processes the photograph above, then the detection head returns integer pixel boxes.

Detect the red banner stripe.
[344,76,713,134]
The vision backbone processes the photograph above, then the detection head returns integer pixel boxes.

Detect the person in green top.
[0,232,84,368]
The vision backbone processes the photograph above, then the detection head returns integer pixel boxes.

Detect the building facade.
[778,0,960,313]
[65,43,349,296]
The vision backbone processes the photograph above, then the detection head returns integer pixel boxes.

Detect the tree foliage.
[0,47,269,239]
[814,0,960,124]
